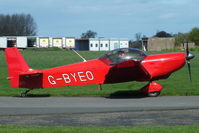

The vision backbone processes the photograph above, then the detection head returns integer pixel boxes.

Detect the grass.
[0,125,199,133]
[0,48,198,97]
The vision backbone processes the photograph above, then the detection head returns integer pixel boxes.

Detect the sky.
[0,0,199,40]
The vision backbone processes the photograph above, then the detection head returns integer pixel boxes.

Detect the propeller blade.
[186,42,189,56]
[186,61,192,82]
[185,42,195,82]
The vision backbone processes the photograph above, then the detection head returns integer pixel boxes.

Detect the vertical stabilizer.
[4,47,30,87]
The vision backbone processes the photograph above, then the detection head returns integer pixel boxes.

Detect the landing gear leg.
[21,89,31,97]
[140,82,163,97]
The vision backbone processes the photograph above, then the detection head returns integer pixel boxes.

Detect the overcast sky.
[0,0,199,39]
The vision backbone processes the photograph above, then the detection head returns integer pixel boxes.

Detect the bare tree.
[135,32,142,41]
[0,13,37,36]
[174,32,189,47]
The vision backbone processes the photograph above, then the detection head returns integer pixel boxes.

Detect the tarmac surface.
[0,96,199,126]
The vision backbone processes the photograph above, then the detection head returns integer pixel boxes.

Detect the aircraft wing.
[104,60,151,83]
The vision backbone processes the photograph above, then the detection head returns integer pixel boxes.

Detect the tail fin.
[4,47,30,87]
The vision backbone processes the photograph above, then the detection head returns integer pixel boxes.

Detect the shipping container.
[110,39,119,50]
[119,39,129,48]
[52,38,62,48]
[89,38,99,51]
[0,37,7,48]
[16,37,27,48]
[39,37,49,47]
[99,39,109,51]
[66,38,75,48]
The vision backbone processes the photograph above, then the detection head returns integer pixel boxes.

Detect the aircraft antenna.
[71,49,87,62]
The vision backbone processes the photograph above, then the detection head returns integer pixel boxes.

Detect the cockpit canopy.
[99,48,147,65]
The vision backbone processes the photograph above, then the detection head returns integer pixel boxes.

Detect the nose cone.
[186,53,195,60]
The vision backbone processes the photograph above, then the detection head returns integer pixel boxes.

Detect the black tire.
[148,91,160,97]
[20,93,27,97]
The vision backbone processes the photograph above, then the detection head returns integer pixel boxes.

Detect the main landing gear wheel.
[20,93,28,97]
[20,90,30,97]
[148,91,160,97]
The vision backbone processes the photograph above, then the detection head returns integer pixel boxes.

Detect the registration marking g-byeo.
[48,71,94,85]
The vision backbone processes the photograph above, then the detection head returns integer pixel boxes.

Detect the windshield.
[99,48,147,65]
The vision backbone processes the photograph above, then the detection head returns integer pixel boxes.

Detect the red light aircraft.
[4,46,194,97]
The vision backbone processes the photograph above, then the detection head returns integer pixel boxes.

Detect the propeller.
[185,42,195,82]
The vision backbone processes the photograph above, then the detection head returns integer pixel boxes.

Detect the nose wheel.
[147,91,161,97]
[140,82,163,97]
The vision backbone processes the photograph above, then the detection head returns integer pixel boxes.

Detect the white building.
[119,39,129,48]
[65,38,75,48]
[89,38,129,51]
[0,36,129,51]
[16,36,28,48]
[37,37,49,48]
[0,36,30,48]
[52,38,62,48]
[109,39,119,50]
[89,38,100,51]
[0,37,7,48]
[99,38,109,51]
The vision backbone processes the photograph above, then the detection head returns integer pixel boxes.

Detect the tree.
[154,31,172,37]
[135,32,142,41]
[81,30,97,38]
[0,13,37,36]
[188,27,199,45]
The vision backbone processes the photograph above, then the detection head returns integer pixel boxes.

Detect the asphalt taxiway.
[0,96,199,126]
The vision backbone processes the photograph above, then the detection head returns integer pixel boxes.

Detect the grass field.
[0,48,198,97]
[0,125,199,133]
